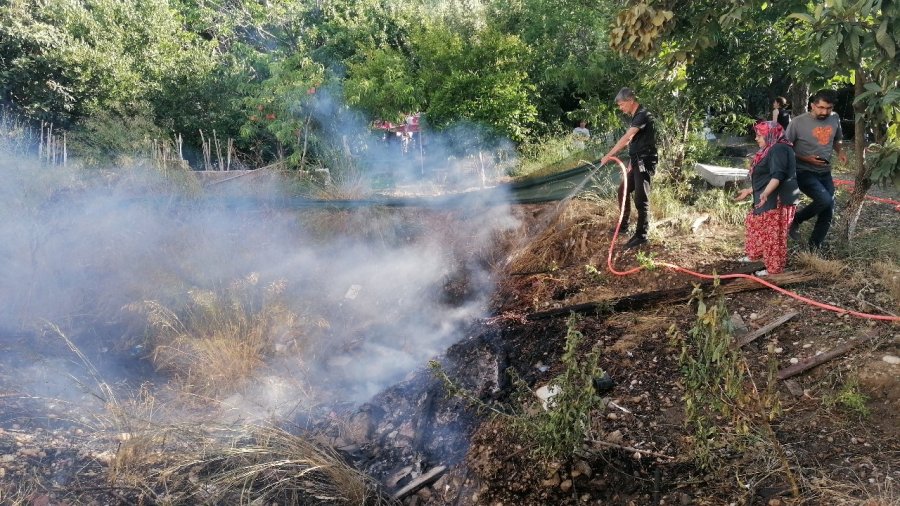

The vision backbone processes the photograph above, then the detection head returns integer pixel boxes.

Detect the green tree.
[0,0,226,158]
[344,46,420,123]
[239,50,326,167]
[486,0,633,132]
[412,24,537,142]
[344,22,537,143]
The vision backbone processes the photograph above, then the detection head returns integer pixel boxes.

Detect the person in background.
[772,96,791,131]
[572,120,591,150]
[601,87,658,250]
[735,121,800,276]
[784,89,848,251]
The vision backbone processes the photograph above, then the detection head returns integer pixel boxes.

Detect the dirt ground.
[456,191,900,506]
[1,183,898,505]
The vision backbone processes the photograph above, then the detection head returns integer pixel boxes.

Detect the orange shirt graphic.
[812,126,833,145]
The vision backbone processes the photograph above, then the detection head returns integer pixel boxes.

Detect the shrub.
[670,285,750,469]
[126,274,301,398]
[707,112,755,137]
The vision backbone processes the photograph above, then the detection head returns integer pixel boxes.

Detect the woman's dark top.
[751,143,800,214]
[776,108,791,130]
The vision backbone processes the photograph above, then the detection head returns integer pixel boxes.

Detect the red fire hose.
[833,179,900,211]
[604,157,899,322]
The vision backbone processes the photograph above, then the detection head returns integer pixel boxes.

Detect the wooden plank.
[777,331,878,380]
[717,272,816,295]
[736,310,799,347]
[528,270,817,320]
[392,465,447,499]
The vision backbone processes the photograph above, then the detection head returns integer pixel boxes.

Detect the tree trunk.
[787,81,809,115]
[837,68,873,244]
[671,106,692,181]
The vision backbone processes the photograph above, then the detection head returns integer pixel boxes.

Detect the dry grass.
[796,251,848,278]
[874,260,900,307]
[126,273,304,398]
[506,198,612,275]
[38,319,386,505]
[292,146,372,200]
[309,166,371,200]
[606,313,670,335]
[799,471,900,506]
[110,424,396,505]
[649,184,747,238]
[0,477,40,506]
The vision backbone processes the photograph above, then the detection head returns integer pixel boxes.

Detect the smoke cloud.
[0,100,519,424]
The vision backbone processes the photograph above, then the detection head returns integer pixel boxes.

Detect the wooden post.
[392,466,446,500]
[736,311,798,348]
[527,271,817,320]
[47,123,54,164]
[478,151,487,188]
[777,331,877,380]
[227,138,233,171]
[199,130,211,171]
[419,128,425,176]
[213,129,224,170]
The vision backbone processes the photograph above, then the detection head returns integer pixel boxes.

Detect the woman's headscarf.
[750,120,792,171]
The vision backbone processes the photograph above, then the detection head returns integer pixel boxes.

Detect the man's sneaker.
[624,236,648,250]
[787,221,801,242]
[754,269,769,277]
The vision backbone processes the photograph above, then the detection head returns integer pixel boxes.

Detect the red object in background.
[307,87,317,95]
[834,179,900,211]
[373,113,420,133]
[266,113,276,121]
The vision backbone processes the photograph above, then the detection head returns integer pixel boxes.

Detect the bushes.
[67,109,164,167]
[707,112,755,138]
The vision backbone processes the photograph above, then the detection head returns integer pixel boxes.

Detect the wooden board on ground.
[528,270,818,320]
[777,331,878,380]
[736,310,799,347]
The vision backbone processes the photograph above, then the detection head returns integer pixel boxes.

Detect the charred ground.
[1,187,899,505]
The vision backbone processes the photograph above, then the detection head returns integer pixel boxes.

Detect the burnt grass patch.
[1,196,898,505]
[341,198,899,505]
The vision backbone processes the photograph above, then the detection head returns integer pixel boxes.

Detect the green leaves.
[787,12,815,23]
[673,285,756,470]
[820,31,842,65]
[875,19,896,58]
[0,0,217,127]
[345,46,420,122]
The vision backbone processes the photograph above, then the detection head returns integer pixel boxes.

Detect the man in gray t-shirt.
[784,89,848,249]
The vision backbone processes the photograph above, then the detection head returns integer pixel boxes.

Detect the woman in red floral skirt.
[735,121,800,276]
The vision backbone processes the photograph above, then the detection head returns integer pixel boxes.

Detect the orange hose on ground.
[833,179,900,211]
[604,156,899,322]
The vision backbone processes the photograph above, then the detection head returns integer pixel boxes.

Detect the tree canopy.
[1,0,896,185]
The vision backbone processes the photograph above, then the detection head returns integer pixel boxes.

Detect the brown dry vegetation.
[462,188,900,505]
[1,179,899,505]
[126,274,304,398]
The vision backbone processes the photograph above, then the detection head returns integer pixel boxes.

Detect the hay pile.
[111,424,396,505]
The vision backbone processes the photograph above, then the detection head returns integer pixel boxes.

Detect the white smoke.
[0,105,519,424]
